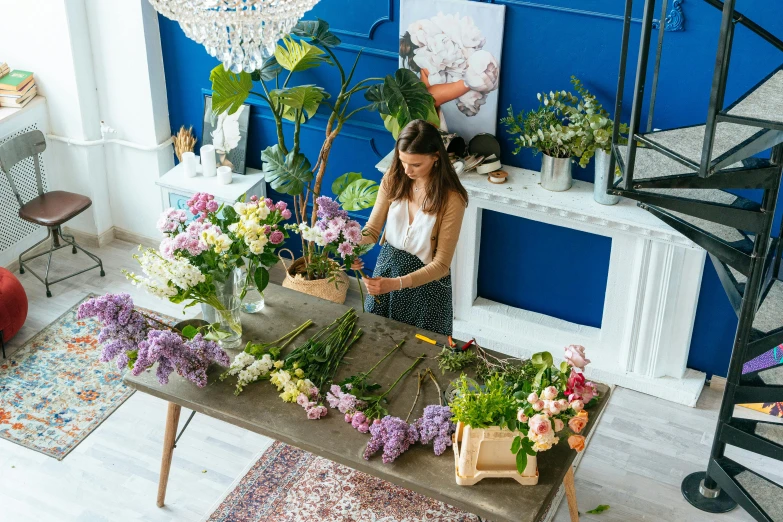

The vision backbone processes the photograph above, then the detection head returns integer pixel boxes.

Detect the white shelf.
[156,160,265,203]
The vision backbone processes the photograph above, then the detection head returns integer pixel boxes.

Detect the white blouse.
[384,199,437,264]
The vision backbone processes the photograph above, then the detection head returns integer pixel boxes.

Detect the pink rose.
[344,413,353,423]
[557,399,569,410]
[564,344,590,370]
[554,419,564,432]
[357,422,370,433]
[568,412,588,434]
[517,410,528,423]
[531,400,545,412]
[269,230,284,245]
[529,414,552,436]
[281,209,292,220]
[581,382,597,403]
[541,386,558,401]
[570,400,584,412]
[548,402,561,415]
[206,200,219,213]
[568,435,585,452]
[527,392,539,403]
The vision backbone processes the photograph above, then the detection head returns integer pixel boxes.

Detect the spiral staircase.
[607,1,783,519]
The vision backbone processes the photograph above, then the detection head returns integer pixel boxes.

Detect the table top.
[125,284,610,522]
[156,161,265,202]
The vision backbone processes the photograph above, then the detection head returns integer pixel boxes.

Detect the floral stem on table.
[363,353,426,420]
[354,268,380,312]
[405,371,425,423]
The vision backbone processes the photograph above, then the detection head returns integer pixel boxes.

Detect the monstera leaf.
[292,19,341,48]
[251,55,282,82]
[338,179,379,211]
[210,65,252,115]
[365,69,438,136]
[331,172,363,196]
[275,36,330,73]
[271,85,328,122]
[261,145,313,195]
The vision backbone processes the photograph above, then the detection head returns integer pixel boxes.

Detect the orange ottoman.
[0,266,28,358]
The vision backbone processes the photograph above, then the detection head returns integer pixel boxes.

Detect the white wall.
[0,0,172,241]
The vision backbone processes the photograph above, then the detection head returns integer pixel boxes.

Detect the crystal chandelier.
[149,0,321,73]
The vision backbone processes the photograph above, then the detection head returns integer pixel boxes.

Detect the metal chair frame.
[0,130,104,297]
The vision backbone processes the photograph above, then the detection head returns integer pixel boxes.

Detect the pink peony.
[269,231,284,245]
[554,419,565,432]
[281,209,292,220]
[345,413,353,423]
[206,200,219,213]
[541,386,558,401]
[357,422,370,433]
[529,414,552,436]
[564,345,590,371]
[275,201,287,211]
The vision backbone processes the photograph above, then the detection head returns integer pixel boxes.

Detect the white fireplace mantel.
[377,159,707,406]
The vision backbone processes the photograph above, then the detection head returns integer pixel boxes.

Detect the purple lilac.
[412,405,455,456]
[78,294,148,369]
[316,196,348,221]
[363,416,418,463]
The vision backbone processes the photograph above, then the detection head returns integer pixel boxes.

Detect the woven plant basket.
[279,248,350,304]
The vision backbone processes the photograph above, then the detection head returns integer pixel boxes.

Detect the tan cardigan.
[361,175,467,289]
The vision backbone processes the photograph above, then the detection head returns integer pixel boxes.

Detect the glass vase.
[241,266,266,313]
[202,294,243,349]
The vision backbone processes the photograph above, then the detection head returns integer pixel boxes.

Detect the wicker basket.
[279,249,350,304]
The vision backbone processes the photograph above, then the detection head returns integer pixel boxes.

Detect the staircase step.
[722,418,783,462]
[755,363,783,385]
[733,382,783,404]
[723,66,783,131]
[620,187,765,232]
[635,122,776,173]
[709,457,783,522]
[710,254,744,316]
[642,205,753,276]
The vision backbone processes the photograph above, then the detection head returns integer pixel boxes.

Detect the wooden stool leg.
[157,402,182,508]
[563,467,579,522]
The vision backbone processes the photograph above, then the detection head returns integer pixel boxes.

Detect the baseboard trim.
[62,226,116,248]
[709,375,727,392]
[113,227,159,249]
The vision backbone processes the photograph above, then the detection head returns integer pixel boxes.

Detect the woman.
[352,120,468,336]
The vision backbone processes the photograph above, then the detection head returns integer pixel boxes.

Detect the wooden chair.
[0,130,104,297]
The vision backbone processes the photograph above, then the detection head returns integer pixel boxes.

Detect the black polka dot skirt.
[365,243,453,336]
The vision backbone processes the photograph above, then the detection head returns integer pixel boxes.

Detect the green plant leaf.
[253,266,270,293]
[221,205,238,222]
[383,69,437,131]
[275,36,330,73]
[382,114,401,139]
[338,179,379,211]
[273,85,328,122]
[364,84,389,115]
[586,505,610,514]
[261,145,313,195]
[292,19,341,47]
[181,325,198,339]
[531,351,554,369]
[332,172,363,196]
[511,436,521,454]
[251,56,282,82]
[259,252,279,268]
[516,449,528,475]
[209,65,253,116]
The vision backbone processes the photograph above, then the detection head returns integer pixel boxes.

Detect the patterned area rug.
[206,441,481,522]
[0,295,173,460]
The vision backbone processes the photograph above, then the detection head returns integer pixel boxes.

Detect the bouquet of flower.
[78,293,230,387]
[126,193,291,335]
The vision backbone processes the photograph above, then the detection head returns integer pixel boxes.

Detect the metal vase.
[593,149,621,205]
[540,154,573,192]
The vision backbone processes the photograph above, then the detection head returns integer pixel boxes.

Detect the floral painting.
[202,94,250,174]
[400,0,505,142]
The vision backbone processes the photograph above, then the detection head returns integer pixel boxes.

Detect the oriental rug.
[206,440,482,522]
[0,295,173,460]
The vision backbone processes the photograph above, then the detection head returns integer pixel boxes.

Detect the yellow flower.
[273,360,284,369]
[294,368,305,378]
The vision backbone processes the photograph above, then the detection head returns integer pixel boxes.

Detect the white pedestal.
[378,156,708,406]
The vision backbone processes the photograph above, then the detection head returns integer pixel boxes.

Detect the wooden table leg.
[563,466,579,522]
[157,402,182,508]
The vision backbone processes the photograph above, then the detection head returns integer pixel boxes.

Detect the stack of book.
[0,70,37,109]
[0,61,8,78]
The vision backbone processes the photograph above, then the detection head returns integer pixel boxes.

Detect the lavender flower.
[412,405,455,456]
[364,416,418,463]
[78,293,147,369]
[316,196,348,221]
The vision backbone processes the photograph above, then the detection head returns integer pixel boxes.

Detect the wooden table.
[124,284,610,522]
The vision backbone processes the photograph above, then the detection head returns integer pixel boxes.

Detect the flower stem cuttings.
[435,346,476,374]
[362,353,427,421]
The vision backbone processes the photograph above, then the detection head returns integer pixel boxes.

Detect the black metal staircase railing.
[608,1,783,520]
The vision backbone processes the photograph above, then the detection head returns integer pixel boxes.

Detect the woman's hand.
[363,276,400,296]
[351,258,365,271]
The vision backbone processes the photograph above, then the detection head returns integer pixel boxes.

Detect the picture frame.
[202,94,250,175]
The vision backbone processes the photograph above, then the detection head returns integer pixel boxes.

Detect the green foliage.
[449,375,519,431]
[275,36,331,72]
[292,19,341,48]
[209,65,253,116]
[331,172,363,196]
[513,435,537,475]
[501,100,579,159]
[368,69,439,136]
[436,347,477,374]
[261,145,314,195]
[250,56,282,82]
[338,178,379,211]
[181,325,198,339]
[271,85,328,122]
[586,505,610,515]
[253,266,270,293]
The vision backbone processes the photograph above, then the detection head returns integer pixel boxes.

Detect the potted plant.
[501,92,580,192]
[448,346,597,486]
[210,19,437,303]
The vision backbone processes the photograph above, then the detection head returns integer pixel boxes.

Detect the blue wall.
[158,1,783,377]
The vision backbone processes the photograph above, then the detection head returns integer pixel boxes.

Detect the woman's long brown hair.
[385,120,468,215]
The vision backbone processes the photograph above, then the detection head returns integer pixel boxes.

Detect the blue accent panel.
[477,211,611,329]
[158,1,783,378]
[653,0,686,32]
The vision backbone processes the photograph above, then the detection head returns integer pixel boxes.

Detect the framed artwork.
[400,0,505,142]
[202,94,250,174]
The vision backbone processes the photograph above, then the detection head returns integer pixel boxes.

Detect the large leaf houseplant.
[211,20,438,296]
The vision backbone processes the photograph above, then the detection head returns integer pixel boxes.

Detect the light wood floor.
[1,238,781,522]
